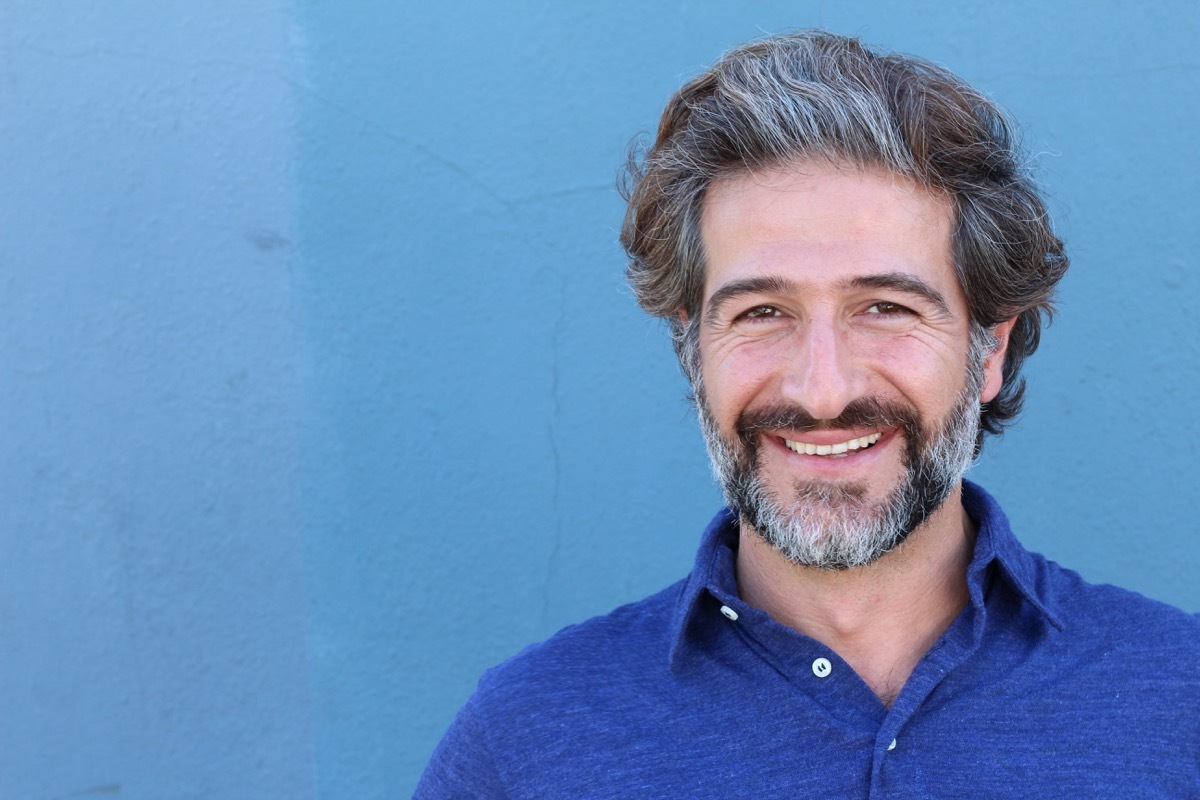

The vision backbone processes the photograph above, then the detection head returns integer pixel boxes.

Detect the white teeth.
[784,432,881,457]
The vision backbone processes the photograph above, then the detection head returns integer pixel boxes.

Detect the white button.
[887,739,897,751]
[719,605,739,621]
[811,657,832,678]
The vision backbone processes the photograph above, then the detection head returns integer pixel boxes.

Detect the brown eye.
[741,305,781,320]
[865,301,908,315]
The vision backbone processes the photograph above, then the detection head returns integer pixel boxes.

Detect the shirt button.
[719,605,739,621]
[811,657,832,678]
[887,739,897,751]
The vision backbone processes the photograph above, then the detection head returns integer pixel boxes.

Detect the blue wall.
[0,3,314,799]
[3,3,1198,798]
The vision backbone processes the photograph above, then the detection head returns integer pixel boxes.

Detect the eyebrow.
[704,276,799,326]
[702,270,952,325]
[846,272,951,315]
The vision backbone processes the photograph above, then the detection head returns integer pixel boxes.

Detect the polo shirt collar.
[668,479,1063,669]
[961,480,1064,630]
[668,507,738,668]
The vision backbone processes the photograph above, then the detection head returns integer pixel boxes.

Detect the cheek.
[863,336,968,401]
[701,341,780,415]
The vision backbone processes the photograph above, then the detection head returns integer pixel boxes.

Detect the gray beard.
[696,361,984,571]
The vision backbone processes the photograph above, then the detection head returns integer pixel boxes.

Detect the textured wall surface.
[3,2,1197,798]
[0,3,314,798]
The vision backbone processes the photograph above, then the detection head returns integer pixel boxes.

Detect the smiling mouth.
[783,432,882,458]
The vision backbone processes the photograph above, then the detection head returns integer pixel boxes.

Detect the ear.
[980,318,1017,404]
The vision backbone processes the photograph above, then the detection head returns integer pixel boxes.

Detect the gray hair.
[620,30,1068,446]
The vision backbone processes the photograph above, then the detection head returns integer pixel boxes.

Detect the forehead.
[699,163,961,304]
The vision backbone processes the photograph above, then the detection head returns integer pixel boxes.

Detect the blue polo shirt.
[416,482,1200,798]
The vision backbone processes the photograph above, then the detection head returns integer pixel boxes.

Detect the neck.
[735,485,976,706]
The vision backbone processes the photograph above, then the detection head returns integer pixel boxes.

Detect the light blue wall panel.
[0,3,313,798]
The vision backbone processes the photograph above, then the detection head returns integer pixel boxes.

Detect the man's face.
[693,163,1008,569]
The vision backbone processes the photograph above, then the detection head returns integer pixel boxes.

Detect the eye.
[737,305,782,321]
[864,301,911,316]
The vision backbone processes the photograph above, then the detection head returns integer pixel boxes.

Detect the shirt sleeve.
[413,690,508,799]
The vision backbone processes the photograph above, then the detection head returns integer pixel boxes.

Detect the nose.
[779,317,864,421]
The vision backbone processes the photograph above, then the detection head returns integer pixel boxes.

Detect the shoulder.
[968,480,1200,657]
[414,581,688,798]
[1035,553,1198,630]
[476,579,686,705]
[1028,552,1200,665]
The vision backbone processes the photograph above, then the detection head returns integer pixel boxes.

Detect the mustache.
[735,397,920,445]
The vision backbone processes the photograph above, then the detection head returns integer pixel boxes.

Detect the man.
[417,31,1199,798]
